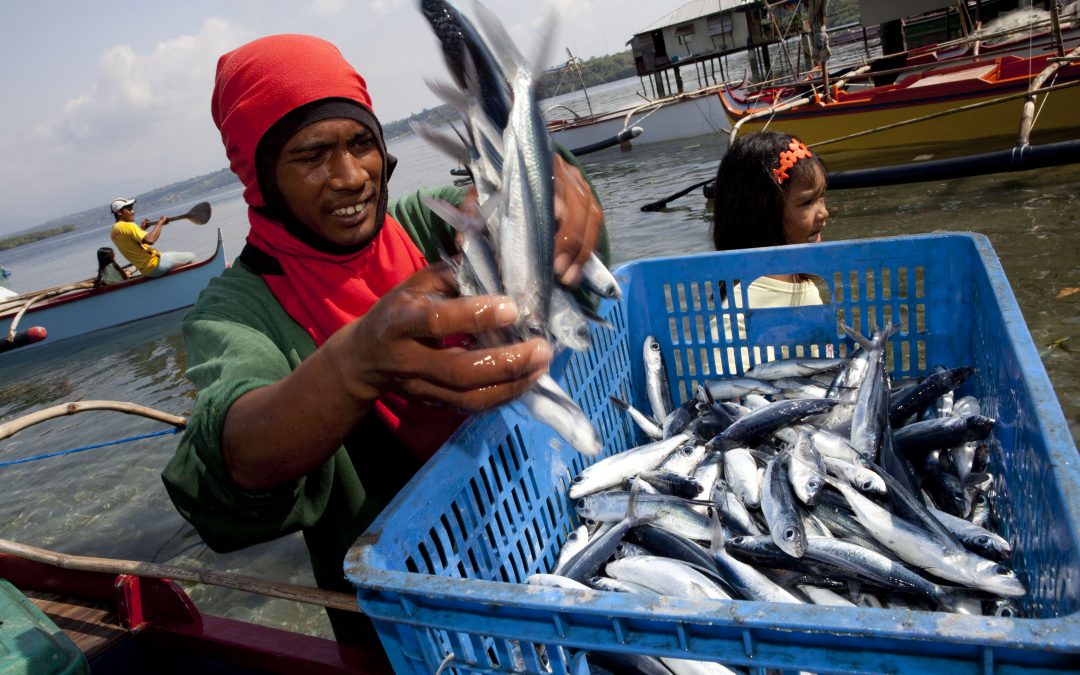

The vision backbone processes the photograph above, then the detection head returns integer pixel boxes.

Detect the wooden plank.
[24,590,129,660]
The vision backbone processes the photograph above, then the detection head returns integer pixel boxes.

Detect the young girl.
[710,131,830,369]
[712,130,829,307]
[94,246,130,287]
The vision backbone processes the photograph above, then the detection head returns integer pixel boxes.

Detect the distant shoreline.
[0,224,75,252]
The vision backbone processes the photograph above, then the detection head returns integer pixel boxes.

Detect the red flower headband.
[772,138,813,185]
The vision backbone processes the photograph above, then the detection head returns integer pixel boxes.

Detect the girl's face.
[781,164,828,244]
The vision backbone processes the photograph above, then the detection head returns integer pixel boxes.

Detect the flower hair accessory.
[772,138,813,185]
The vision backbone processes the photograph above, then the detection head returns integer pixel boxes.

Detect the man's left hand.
[552,155,603,287]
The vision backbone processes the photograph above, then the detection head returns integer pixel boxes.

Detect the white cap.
[110,197,136,214]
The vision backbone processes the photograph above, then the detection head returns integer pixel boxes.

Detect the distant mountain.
[28,49,643,235]
[22,168,241,237]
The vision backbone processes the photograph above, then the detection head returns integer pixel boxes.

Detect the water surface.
[0,81,1075,639]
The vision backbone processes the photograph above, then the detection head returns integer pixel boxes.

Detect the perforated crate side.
[348,234,1080,674]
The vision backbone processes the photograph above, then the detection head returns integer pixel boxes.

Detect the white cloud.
[0,18,252,234]
[311,0,350,17]
[34,18,248,148]
[367,0,407,18]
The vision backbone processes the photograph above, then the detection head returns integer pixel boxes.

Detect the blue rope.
[0,427,182,468]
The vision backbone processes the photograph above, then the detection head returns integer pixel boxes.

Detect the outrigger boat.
[0,230,226,356]
[0,550,391,673]
[720,48,1080,170]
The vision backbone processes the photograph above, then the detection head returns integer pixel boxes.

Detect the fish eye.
[994,565,1013,577]
[784,528,798,542]
[995,604,1016,617]
[975,535,992,547]
[570,475,583,484]
[567,532,579,542]
[650,342,661,352]
[860,480,875,491]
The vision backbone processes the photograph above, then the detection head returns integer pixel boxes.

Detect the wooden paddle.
[163,201,212,225]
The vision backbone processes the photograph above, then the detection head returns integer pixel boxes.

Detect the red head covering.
[211,35,464,459]
[212,34,373,208]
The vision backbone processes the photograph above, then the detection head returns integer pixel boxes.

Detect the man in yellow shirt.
[109,198,196,277]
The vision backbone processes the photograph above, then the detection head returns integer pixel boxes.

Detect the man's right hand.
[332,263,551,412]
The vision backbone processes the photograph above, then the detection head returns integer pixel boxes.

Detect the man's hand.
[552,155,603,287]
[335,264,551,412]
[141,216,168,244]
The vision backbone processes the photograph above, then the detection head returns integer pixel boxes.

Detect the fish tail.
[840,322,873,351]
[421,196,485,239]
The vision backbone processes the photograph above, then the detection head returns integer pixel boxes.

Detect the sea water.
[0,78,1077,639]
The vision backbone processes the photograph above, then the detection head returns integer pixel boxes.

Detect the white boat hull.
[0,230,226,355]
[548,88,730,152]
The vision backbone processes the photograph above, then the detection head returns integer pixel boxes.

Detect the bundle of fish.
[530,325,1024,630]
[415,0,618,457]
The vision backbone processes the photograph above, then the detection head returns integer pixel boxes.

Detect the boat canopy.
[858,0,954,26]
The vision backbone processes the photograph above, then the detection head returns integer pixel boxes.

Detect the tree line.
[383,50,638,140]
[0,224,76,251]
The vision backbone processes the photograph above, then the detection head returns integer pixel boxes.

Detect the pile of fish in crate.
[528,322,1024,669]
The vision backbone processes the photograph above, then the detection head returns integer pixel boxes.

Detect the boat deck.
[25,589,127,660]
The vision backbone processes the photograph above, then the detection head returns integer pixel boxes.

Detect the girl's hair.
[96,247,116,270]
[711,131,826,251]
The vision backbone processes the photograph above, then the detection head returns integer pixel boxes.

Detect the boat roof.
[635,0,754,36]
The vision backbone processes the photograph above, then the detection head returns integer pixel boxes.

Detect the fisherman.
[161,34,605,645]
[109,197,197,277]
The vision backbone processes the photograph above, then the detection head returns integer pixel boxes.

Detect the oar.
[640,179,714,212]
[163,201,212,225]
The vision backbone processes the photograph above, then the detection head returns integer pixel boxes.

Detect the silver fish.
[829,479,1025,597]
[520,374,602,457]
[525,573,592,591]
[643,335,673,420]
[803,536,953,607]
[575,491,713,541]
[723,447,761,508]
[709,512,802,604]
[552,524,590,575]
[761,453,807,558]
[661,656,744,675]
[703,377,781,401]
[929,506,1012,558]
[568,434,688,499]
[473,2,557,337]
[580,253,622,300]
[797,584,856,607]
[706,398,839,452]
[605,556,732,600]
[745,357,844,381]
[821,455,887,495]
[788,430,826,506]
[587,575,656,594]
[609,395,662,440]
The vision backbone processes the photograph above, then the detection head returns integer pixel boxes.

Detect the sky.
[0,0,668,236]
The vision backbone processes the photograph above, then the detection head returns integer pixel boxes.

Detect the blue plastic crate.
[346,233,1080,674]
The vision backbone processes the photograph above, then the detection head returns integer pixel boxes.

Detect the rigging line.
[0,427,181,468]
[1031,70,1058,131]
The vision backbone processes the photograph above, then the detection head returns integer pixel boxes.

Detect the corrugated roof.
[635,0,755,35]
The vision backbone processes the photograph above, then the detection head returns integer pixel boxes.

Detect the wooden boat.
[0,552,391,673]
[547,84,732,154]
[719,50,1080,170]
[0,230,226,355]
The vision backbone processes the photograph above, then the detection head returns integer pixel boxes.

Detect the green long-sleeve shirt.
[162,186,461,560]
[163,155,608,643]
